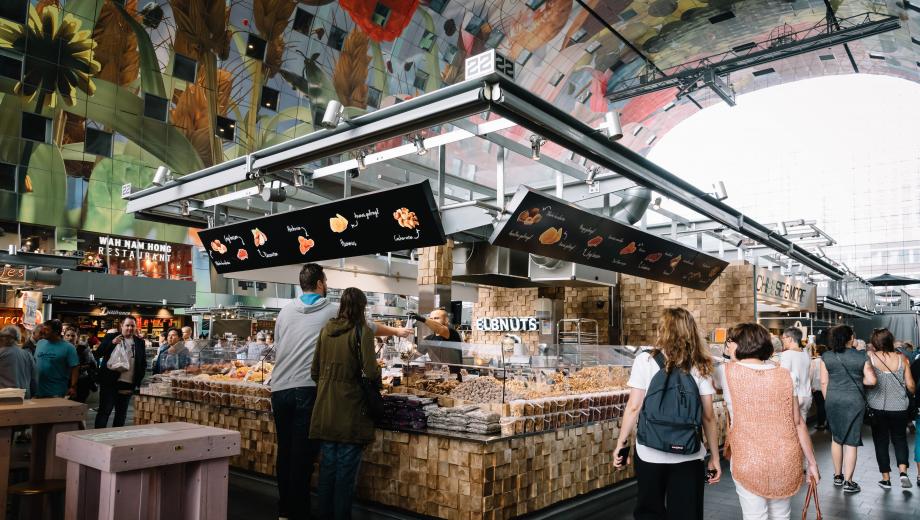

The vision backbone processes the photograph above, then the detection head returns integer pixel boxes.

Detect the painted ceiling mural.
[0,0,916,244]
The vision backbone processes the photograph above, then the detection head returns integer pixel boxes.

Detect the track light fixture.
[151,166,171,187]
[413,134,427,155]
[585,165,599,185]
[355,149,368,170]
[651,196,662,210]
[710,181,728,201]
[320,100,346,129]
[529,135,545,160]
[603,111,623,141]
[179,200,190,216]
[261,183,287,202]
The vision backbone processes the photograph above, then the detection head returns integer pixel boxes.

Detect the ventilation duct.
[610,186,652,225]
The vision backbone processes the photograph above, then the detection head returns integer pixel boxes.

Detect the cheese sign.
[475,317,539,332]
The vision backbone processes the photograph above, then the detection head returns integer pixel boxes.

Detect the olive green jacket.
[309,319,380,444]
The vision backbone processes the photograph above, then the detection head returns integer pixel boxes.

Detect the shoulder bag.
[352,324,385,423]
[872,353,918,420]
[833,352,874,423]
[801,476,822,520]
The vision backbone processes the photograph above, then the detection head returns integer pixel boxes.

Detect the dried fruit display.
[619,242,637,255]
[538,227,563,245]
[449,377,507,403]
[411,379,460,395]
[329,214,349,233]
[251,228,267,247]
[298,236,315,255]
[516,208,542,225]
[393,207,419,229]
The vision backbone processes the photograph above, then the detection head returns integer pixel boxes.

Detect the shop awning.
[44,270,195,308]
[819,297,875,318]
[867,273,920,286]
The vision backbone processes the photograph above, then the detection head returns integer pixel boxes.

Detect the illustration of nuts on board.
[516,208,542,225]
[709,265,722,277]
[210,239,227,254]
[237,249,248,260]
[393,207,419,229]
[298,236,315,255]
[251,228,267,247]
[587,236,603,247]
[619,242,637,255]
[538,227,563,245]
[643,252,663,263]
[329,214,349,233]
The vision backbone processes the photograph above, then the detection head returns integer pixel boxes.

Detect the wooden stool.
[56,422,241,520]
[8,479,65,520]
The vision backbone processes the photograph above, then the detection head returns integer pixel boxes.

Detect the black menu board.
[490,188,729,290]
[198,181,446,274]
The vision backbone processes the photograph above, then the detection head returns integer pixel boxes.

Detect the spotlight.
[320,100,346,129]
[651,196,662,210]
[529,135,545,160]
[292,168,312,187]
[413,134,427,155]
[261,184,287,202]
[355,150,368,170]
[603,111,623,141]
[711,181,728,201]
[585,165,599,185]
[348,169,359,179]
[151,166,171,187]
[180,200,190,216]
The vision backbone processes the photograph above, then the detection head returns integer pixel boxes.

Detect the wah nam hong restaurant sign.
[755,267,817,312]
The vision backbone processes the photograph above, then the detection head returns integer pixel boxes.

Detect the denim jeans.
[318,442,364,520]
[94,382,132,428]
[272,387,319,520]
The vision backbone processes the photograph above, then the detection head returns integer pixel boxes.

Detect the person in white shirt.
[247,332,268,361]
[613,307,721,520]
[779,327,812,422]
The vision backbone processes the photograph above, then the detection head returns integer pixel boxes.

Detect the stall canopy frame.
[124,73,846,280]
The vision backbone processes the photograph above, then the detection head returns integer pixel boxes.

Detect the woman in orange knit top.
[720,323,820,519]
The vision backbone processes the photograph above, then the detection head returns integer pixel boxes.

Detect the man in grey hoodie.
[271,263,411,520]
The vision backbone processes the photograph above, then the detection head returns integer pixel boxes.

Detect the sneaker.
[878,480,892,489]
[833,474,844,487]
[843,481,861,494]
[900,473,912,488]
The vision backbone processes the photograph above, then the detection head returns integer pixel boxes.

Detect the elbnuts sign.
[475,317,539,332]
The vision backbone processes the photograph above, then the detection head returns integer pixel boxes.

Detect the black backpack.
[637,352,703,455]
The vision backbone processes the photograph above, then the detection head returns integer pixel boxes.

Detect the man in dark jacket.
[94,316,147,428]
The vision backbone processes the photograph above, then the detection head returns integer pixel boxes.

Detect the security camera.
[320,100,345,129]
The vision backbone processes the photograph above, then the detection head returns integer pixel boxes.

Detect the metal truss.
[606,12,901,103]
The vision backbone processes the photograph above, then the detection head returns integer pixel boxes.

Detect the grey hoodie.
[271,295,376,392]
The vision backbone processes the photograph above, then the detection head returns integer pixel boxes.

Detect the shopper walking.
[0,326,37,398]
[779,327,812,422]
[613,307,721,520]
[865,328,915,489]
[310,287,378,520]
[271,264,411,520]
[719,323,820,519]
[152,328,191,374]
[95,316,147,428]
[68,330,98,403]
[811,345,828,430]
[34,319,79,398]
[820,324,877,493]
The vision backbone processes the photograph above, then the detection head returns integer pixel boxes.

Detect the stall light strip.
[201,186,261,207]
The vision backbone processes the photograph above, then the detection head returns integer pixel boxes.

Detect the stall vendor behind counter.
[412,309,463,375]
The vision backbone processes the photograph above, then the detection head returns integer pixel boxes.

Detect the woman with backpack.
[613,307,721,520]
[820,324,877,494]
[717,323,820,519]
[865,328,915,489]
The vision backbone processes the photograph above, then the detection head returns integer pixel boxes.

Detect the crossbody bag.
[352,324,385,423]
[833,352,874,422]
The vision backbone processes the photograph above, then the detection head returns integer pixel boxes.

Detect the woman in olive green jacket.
[310,287,380,519]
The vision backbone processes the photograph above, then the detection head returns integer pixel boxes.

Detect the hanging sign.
[490,188,729,290]
[92,236,174,261]
[19,291,42,329]
[197,181,446,275]
[0,266,25,285]
[755,267,817,312]
[0,308,23,325]
[475,317,539,332]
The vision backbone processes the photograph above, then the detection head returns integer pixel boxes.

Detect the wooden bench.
[56,422,241,520]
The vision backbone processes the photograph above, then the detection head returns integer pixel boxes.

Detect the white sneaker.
[900,473,912,488]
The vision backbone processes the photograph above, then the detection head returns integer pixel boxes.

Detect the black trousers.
[272,387,320,520]
[634,454,705,520]
[869,408,910,473]
[811,390,826,426]
[94,382,132,428]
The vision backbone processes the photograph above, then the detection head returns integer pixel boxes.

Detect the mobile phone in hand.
[705,468,717,483]
[616,446,630,462]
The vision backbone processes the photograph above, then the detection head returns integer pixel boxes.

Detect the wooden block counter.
[135,394,727,520]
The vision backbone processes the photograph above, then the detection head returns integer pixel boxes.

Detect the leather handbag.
[801,477,822,520]
[353,325,385,423]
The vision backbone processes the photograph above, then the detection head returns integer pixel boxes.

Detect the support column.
[416,241,454,328]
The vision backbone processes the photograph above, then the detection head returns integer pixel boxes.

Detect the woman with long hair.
[614,307,721,520]
[820,324,877,494]
[719,323,820,519]
[866,328,915,489]
[310,287,379,519]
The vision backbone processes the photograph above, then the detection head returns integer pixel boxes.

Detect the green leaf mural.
[112,2,167,98]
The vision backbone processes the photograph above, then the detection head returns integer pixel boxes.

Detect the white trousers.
[797,395,812,423]
[735,480,792,520]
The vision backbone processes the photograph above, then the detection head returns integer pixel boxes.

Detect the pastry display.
[516,208,542,225]
[538,227,563,245]
[393,207,419,229]
[298,236,315,255]
[251,228,267,247]
[329,214,349,233]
